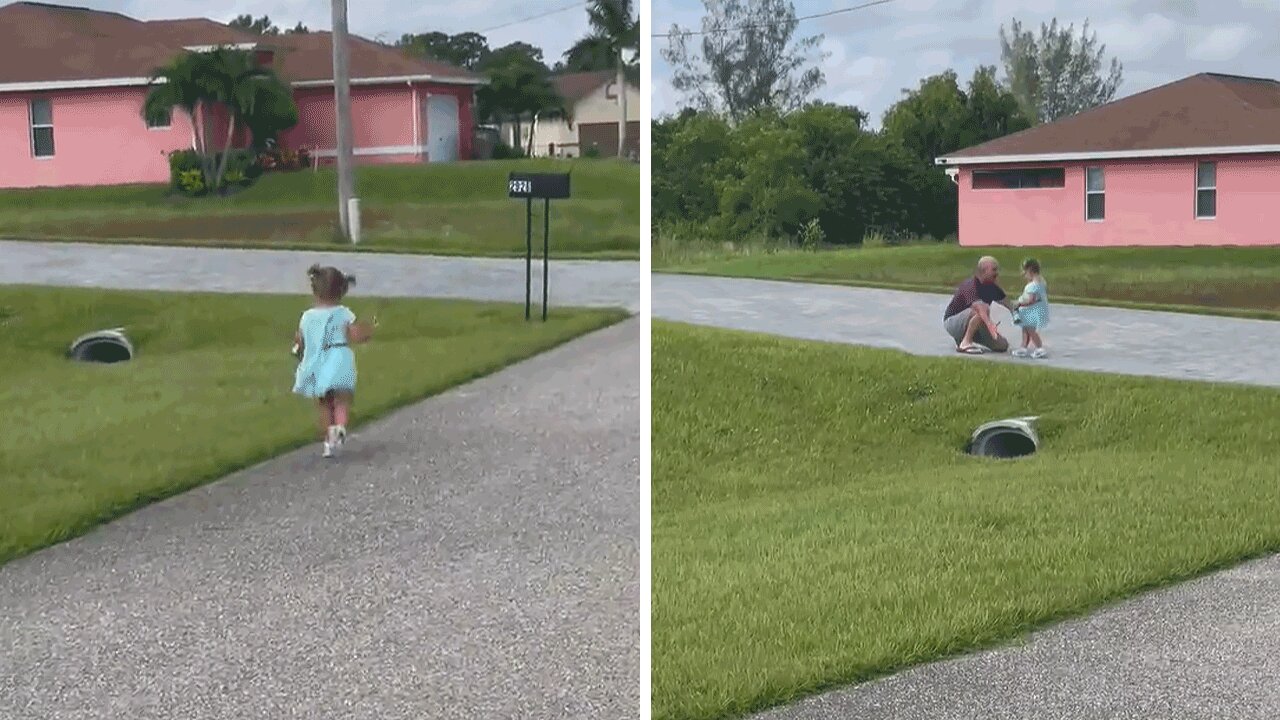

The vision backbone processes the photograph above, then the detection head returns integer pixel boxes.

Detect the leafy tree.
[563,0,640,157]
[481,42,550,72]
[476,51,567,155]
[229,14,279,36]
[882,66,1029,166]
[880,67,1030,237]
[230,14,307,37]
[397,31,490,70]
[144,48,298,192]
[999,17,1123,124]
[652,110,733,224]
[662,0,826,122]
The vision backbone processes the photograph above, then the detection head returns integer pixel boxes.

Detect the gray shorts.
[944,308,1008,352]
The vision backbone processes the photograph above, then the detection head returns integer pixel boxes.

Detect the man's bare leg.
[959,311,984,351]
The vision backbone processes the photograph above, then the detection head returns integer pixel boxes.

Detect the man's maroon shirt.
[943,276,1007,320]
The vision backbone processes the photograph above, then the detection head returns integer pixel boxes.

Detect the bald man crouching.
[943,256,1016,354]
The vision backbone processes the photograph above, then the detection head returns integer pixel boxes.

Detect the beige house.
[502,71,640,159]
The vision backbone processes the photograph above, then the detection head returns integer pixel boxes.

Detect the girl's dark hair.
[307,263,356,302]
[1022,258,1041,274]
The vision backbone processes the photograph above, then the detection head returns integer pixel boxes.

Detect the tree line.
[656,0,1124,244]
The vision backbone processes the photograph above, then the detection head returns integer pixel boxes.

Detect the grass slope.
[652,321,1280,720]
[0,159,639,259]
[0,286,625,567]
[661,244,1280,318]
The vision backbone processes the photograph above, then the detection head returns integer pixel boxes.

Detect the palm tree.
[144,51,216,185]
[564,0,639,158]
[144,48,297,192]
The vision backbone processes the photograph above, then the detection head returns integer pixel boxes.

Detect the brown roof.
[940,73,1280,162]
[552,71,614,102]
[0,1,481,86]
[264,32,478,84]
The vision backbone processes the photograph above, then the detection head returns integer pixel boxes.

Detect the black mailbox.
[508,172,570,199]
[510,171,572,322]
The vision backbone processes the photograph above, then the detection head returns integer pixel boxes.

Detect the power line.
[651,0,895,39]
[477,1,589,35]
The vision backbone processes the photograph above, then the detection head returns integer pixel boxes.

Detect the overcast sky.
[652,0,1280,126]
[61,0,592,65]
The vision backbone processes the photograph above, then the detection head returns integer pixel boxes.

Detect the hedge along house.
[0,1,484,190]
[935,73,1280,247]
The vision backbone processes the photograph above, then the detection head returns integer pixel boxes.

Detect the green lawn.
[0,159,639,259]
[0,285,625,567]
[652,321,1280,720]
[659,243,1280,319]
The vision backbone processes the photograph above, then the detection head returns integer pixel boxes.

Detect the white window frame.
[1085,166,1105,222]
[147,108,172,130]
[1196,161,1217,220]
[29,98,54,159]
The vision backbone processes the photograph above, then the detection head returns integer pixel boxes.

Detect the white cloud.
[1093,13,1180,62]
[1188,24,1255,62]
[894,23,944,41]
[917,49,954,74]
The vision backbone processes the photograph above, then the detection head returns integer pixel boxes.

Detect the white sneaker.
[325,425,347,457]
[1031,348,1048,359]
[1012,348,1030,358]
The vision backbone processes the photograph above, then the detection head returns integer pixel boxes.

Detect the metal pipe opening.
[967,417,1040,459]
[69,329,134,364]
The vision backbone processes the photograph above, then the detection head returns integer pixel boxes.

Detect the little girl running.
[1012,258,1050,359]
[292,264,377,458]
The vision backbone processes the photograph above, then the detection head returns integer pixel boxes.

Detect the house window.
[1196,161,1216,219]
[972,168,1065,190]
[1085,167,1105,221]
[30,98,54,158]
[147,109,172,129]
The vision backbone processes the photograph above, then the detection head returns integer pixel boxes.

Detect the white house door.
[424,94,460,162]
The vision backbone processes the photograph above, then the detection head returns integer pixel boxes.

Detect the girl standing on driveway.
[293,264,377,458]
[1012,258,1050,359]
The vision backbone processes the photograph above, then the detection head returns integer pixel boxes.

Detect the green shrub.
[168,149,202,190]
[583,145,602,159]
[492,141,525,160]
[797,219,826,249]
[176,169,206,196]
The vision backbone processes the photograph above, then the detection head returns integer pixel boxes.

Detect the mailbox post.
[508,172,570,321]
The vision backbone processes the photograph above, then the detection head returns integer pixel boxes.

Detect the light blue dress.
[292,305,358,398]
[1018,279,1050,330]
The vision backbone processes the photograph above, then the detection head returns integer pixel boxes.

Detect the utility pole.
[331,0,357,242]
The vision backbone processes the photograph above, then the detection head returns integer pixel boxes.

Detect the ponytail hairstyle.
[307,264,356,302]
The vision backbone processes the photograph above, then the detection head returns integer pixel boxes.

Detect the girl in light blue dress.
[1011,258,1050,359]
[293,264,377,458]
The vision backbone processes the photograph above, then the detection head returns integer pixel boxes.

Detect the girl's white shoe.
[323,425,347,458]
[1031,348,1048,359]
[1012,348,1030,358]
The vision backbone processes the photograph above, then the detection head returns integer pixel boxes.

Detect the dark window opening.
[972,168,1066,190]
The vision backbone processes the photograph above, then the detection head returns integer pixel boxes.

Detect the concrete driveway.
[0,320,640,720]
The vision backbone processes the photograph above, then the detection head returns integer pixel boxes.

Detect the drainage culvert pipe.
[967,416,1040,459]
[68,327,134,364]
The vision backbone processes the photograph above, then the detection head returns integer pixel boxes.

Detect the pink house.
[0,1,485,190]
[936,73,1280,247]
